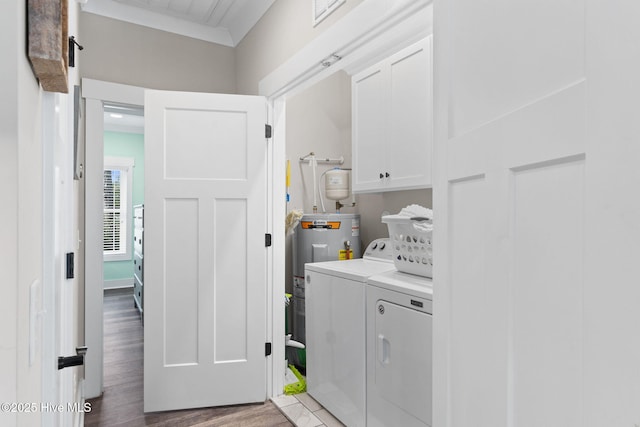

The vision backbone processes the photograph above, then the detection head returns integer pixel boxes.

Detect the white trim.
[104,156,135,168]
[41,91,57,427]
[84,97,105,399]
[81,0,233,46]
[312,0,346,27]
[259,0,433,101]
[83,78,145,398]
[265,97,286,397]
[104,122,144,135]
[103,278,134,290]
[81,0,275,47]
[83,79,145,105]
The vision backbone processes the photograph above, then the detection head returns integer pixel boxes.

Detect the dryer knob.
[378,304,385,315]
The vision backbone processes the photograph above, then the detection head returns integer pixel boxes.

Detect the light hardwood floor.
[85,289,292,427]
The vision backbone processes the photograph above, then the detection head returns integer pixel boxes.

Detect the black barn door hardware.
[58,346,87,370]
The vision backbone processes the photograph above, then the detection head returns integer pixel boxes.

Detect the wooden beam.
[28,0,69,93]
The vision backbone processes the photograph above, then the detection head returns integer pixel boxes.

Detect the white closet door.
[388,36,432,189]
[433,1,640,426]
[352,65,388,191]
[143,90,268,412]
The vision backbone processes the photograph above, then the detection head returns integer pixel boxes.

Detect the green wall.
[104,131,144,286]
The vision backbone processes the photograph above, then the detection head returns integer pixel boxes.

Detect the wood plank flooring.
[85,289,292,427]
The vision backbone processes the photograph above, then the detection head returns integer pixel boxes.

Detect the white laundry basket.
[383,215,433,278]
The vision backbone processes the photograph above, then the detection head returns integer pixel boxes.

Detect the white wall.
[286,71,354,216]
[79,12,237,93]
[284,69,432,294]
[236,0,365,95]
[0,1,82,426]
[240,2,433,294]
[0,2,22,424]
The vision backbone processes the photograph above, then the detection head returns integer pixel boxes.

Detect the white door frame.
[83,79,145,398]
[259,0,433,397]
[83,0,433,399]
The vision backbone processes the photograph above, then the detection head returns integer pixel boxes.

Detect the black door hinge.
[265,342,272,357]
[265,124,272,139]
[265,233,272,247]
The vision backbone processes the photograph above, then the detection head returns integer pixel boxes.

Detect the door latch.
[58,346,87,370]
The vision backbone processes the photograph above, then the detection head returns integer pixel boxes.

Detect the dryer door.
[372,299,432,426]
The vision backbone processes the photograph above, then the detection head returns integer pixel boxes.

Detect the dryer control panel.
[363,238,394,262]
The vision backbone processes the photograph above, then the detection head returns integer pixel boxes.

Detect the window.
[103,157,134,261]
[313,0,345,26]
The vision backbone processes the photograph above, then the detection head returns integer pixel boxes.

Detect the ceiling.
[81,0,276,47]
[104,103,145,134]
[91,0,275,131]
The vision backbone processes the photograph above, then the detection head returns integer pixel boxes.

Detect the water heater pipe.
[311,155,318,213]
[299,154,344,165]
[319,169,329,213]
[300,152,345,213]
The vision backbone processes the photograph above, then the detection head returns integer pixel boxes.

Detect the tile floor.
[272,393,346,427]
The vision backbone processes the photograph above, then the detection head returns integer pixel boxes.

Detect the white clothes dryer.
[305,238,395,427]
[366,270,434,427]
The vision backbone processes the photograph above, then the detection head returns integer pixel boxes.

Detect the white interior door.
[434,1,640,426]
[144,90,268,412]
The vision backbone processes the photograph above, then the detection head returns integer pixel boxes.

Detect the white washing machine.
[305,238,395,427]
[366,270,433,427]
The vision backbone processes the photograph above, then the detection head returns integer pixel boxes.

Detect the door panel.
[144,90,267,412]
[374,300,432,425]
[435,0,588,426]
[164,198,199,366]
[352,68,387,189]
[449,176,508,427]
[437,0,640,426]
[389,37,432,186]
[511,158,584,427]
[213,198,248,363]
[447,0,584,137]
[164,109,248,180]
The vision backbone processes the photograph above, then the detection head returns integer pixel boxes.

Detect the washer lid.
[305,258,397,282]
[367,270,433,300]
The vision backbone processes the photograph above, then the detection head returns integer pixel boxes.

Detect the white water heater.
[291,213,361,344]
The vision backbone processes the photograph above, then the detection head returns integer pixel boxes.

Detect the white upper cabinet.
[352,37,433,193]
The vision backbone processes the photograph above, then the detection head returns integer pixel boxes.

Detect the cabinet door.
[352,65,388,192]
[388,37,432,190]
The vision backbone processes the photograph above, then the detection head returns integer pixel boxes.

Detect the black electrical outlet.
[66,252,74,279]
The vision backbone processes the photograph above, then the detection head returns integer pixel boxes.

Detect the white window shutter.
[103,157,134,261]
[103,169,122,253]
